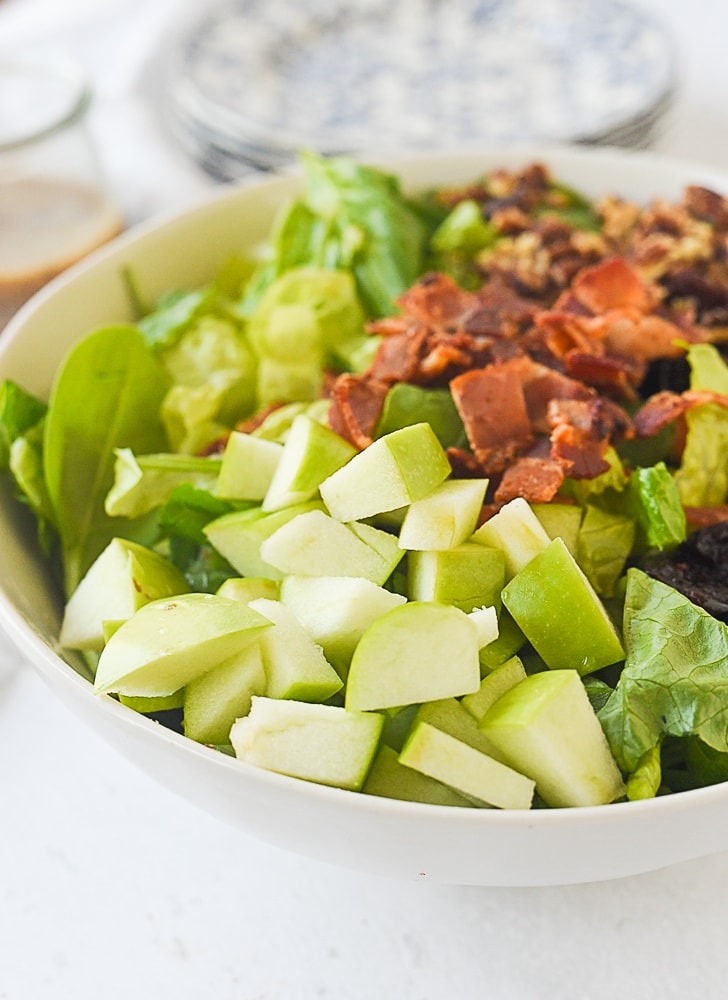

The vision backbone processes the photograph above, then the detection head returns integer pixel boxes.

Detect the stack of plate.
[158,0,676,179]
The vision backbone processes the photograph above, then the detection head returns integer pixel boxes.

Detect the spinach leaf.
[599,568,728,774]
[43,325,169,595]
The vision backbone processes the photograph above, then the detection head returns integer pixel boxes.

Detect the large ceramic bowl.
[3,146,728,887]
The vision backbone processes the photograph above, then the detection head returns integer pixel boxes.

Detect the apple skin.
[461,655,527,722]
[59,537,190,652]
[363,743,472,806]
[319,421,452,522]
[501,537,625,675]
[262,414,356,512]
[230,696,384,791]
[184,642,267,745]
[93,593,272,698]
[479,668,625,807]
[345,601,481,712]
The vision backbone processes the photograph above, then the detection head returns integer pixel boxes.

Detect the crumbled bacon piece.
[328,373,390,449]
[494,456,565,504]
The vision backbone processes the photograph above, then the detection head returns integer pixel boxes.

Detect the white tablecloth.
[2,2,728,997]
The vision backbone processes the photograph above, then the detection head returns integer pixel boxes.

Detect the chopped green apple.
[215,431,283,501]
[362,743,472,806]
[59,537,190,652]
[259,509,404,585]
[345,601,480,712]
[118,690,185,714]
[203,499,325,579]
[479,669,625,807]
[262,413,356,511]
[407,542,506,612]
[399,722,535,809]
[319,422,452,522]
[410,697,499,757]
[501,537,625,674]
[461,655,527,722]
[397,478,488,550]
[184,642,267,745]
[468,605,499,649]
[230,696,383,791]
[247,597,343,702]
[104,448,222,518]
[472,497,551,578]
[279,575,406,678]
[477,609,526,673]
[93,593,271,697]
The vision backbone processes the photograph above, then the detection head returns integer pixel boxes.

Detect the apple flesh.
[215,431,283,501]
[319,421,452,522]
[501,537,625,674]
[203,499,325,579]
[59,537,189,652]
[472,497,551,578]
[399,722,535,810]
[259,508,404,586]
[262,413,356,511]
[247,597,343,702]
[279,575,406,679]
[461,655,527,722]
[183,642,266,745]
[216,577,280,604]
[230,696,383,791]
[93,592,271,697]
[479,668,625,807]
[345,601,480,712]
[397,478,488,551]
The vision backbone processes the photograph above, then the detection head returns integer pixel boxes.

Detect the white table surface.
[3,1,728,997]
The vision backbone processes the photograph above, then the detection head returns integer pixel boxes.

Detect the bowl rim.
[4,141,728,836]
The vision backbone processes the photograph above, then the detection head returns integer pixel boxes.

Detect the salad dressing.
[0,176,122,328]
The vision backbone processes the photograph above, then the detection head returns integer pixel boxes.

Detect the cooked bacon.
[450,361,534,473]
[494,456,565,503]
[563,351,638,401]
[684,505,728,528]
[368,327,430,384]
[519,359,596,433]
[446,446,487,479]
[571,257,657,313]
[548,397,631,479]
[633,388,728,437]
[327,373,390,449]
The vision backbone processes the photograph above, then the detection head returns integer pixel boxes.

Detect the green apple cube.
[184,641,267,745]
[215,431,283,501]
[105,448,222,518]
[501,537,625,674]
[319,422,452,522]
[407,542,506,612]
[230,696,383,791]
[362,743,472,806]
[279,575,407,678]
[247,598,343,702]
[93,593,272,697]
[259,509,404,585]
[472,497,551,578]
[345,601,480,712]
[262,414,356,512]
[59,538,189,652]
[216,577,281,604]
[399,722,535,809]
[461,655,527,722]
[397,478,488,551]
[531,502,583,558]
[479,669,625,807]
[203,500,325,579]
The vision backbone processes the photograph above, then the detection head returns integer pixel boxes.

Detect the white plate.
[2,145,728,887]
[159,0,676,176]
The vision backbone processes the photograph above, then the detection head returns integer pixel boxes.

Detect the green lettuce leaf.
[599,568,728,774]
[242,152,428,318]
[105,449,222,518]
[674,343,728,506]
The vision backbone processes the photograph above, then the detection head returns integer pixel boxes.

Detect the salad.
[4,151,728,808]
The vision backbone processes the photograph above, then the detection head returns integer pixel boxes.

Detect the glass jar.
[0,55,123,329]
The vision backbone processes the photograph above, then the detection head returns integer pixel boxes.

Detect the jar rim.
[0,55,92,153]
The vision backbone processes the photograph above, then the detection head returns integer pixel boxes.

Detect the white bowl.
[4,145,728,887]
